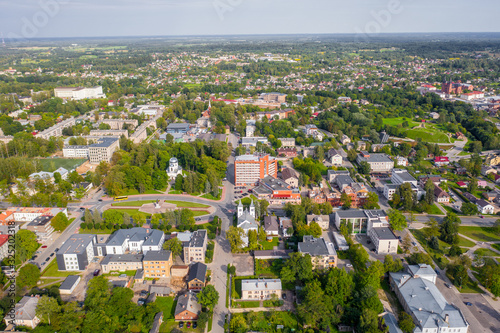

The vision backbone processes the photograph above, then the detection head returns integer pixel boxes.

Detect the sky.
[1,0,500,39]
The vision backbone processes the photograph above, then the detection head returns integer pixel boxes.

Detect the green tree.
[85,276,110,310]
[341,192,351,209]
[424,218,440,239]
[359,161,371,175]
[226,226,244,252]
[163,238,182,258]
[461,202,478,216]
[424,179,435,205]
[198,285,219,312]
[84,208,93,224]
[15,229,39,262]
[230,313,248,333]
[17,264,40,289]
[36,295,60,325]
[467,179,478,193]
[439,212,461,244]
[398,312,415,333]
[363,192,380,209]
[388,209,407,231]
[51,212,70,232]
[347,149,357,162]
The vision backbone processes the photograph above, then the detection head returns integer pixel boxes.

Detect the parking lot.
[231,253,254,276]
[461,294,500,333]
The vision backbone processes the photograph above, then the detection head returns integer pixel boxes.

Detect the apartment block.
[356,151,394,172]
[241,278,282,300]
[56,234,96,271]
[25,215,54,243]
[54,86,105,100]
[100,254,144,273]
[143,250,173,278]
[298,236,337,269]
[63,145,89,158]
[234,154,278,186]
[88,137,119,163]
[182,229,207,265]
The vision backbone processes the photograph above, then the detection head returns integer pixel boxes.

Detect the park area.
[382,117,455,143]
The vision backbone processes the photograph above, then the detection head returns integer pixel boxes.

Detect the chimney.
[445,314,449,323]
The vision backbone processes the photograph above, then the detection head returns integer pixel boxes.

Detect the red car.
[186,322,191,328]
[41,245,47,249]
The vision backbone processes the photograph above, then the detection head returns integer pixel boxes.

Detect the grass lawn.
[112,200,156,207]
[255,259,283,278]
[411,229,450,269]
[382,117,419,127]
[208,312,213,332]
[458,226,500,242]
[405,127,451,143]
[39,278,62,287]
[104,270,137,277]
[233,279,242,299]
[168,190,183,194]
[42,260,81,278]
[258,237,279,250]
[239,311,299,331]
[160,320,203,333]
[233,300,260,308]
[154,296,176,319]
[458,281,484,294]
[164,201,210,208]
[443,205,461,215]
[200,189,222,200]
[457,236,476,248]
[37,158,87,172]
[192,210,210,217]
[429,204,444,215]
[474,248,500,257]
[119,189,163,195]
[492,244,500,252]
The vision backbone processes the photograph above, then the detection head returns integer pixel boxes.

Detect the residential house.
[182,229,208,265]
[276,147,297,158]
[327,149,343,166]
[280,168,299,188]
[298,236,337,269]
[149,312,163,333]
[477,180,488,188]
[104,227,165,255]
[264,216,279,236]
[149,285,172,297]
[174,292,201,321]
[395,156,408,167]
[241,279,282,300]
[434,186,450,203]
[143,250,173,278]
[306,215,330,230]
[379,131,389,144]
[4,296,40,329]
[340,134,351,144]
[463,192,478,203]
[279,217,293,238]
[187,262,207,291]
[278,138,295,147]
[327,169,350,182]
[481,166,497,176]
[434,156,450,166]
[356,141,367,151]
[476,199,494,215]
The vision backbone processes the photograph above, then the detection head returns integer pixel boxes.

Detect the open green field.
[42,260,82,278]
[382,117,419,127]
[457,236,476,248]
[239,311,299,331]
[411,229,449,269]
[105,208,150,220]
[474,248,500,257]
[405,127,451,143]
[492,244,500,252]
[458,226,500,242]
[192,210,210,217]
[37,158,87,172]
[154,297,177,319]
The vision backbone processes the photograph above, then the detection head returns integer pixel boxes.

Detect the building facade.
[143,250,173,278]
[56,234,96,271]
[234,154,278,186]
[241,279,282,300]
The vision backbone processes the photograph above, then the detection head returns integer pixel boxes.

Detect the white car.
[346,264,353,268]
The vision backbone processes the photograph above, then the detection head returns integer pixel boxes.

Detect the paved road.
[445,138,469,162]
[412,214,499,227]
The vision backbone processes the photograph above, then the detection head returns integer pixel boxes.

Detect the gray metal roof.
[241,279,282,292]
[264,216,279,232]
[58,234,95,255]
[101,254,143,265]
[187,229,207,248]
[408,264,436,277]
[335,209,368,219]
[298,236,337,256]
[59,275,80,290]
[371,227,397,240]
[106,227,164,247]
[89,137,118,148]
[175,291,201,316]
[143,250,171,262]
[357,153,393,163]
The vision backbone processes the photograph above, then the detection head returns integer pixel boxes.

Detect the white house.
[327,149,343,166]
[476,199,494,215]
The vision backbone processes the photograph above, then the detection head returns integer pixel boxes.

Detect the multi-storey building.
[298,236,337,269]
[143,250,173,278]
[260,92,286,103]
[389,265,469,333]
[241,279,282,300]
[100,254,144,273]
[89,129,129,138]
[54,86,105,100]
[63,145,89,158]
[234,154,277,186]
[25,215,54,243]
[7,207,67,223]
[253,176,301,205]
[356,151,394,172]
[101,119,138,130]
[38,118,76,139]
[383,169,424,200]
[102,227,165,255]
[56,234,96,271]
[182,229,207,265]
[278,137,295,147]
[187,262,207,291]
[368,227,398,254]
[88,137,119,163]
[0,235,9,261]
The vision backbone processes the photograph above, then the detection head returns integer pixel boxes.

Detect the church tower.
[237,201,243,218]
[249,200,255,217]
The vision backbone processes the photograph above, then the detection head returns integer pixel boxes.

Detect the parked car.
[55,248,59,252]
[80,207,85,210]
[50,253,54,257]
[179,322,184,328]
[412,242,417,246]
[187,322,191,328]
[45,257,50,262]
[41,245,47,249]
[98,199,103,202]
[444,283,452,289]
[119,274,127,278]
[282,293,287,300]
[93,269,100,277]
[346,263,353,268]
[464,302,472,306]
[193,322,197,329]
